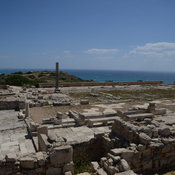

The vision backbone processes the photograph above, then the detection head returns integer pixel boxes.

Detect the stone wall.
[0,85,9,89]
[39,81,163,88]
[0,100,25,110]
[110,118,175,173]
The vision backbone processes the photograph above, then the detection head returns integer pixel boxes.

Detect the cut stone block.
[20,157,35,169]
[6,153,17,162]
[46,167,61,175]
[50,145,73,165]
[125,113,154,121]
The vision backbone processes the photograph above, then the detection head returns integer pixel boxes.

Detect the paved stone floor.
[54,126,111,144]
[0,110,35,157]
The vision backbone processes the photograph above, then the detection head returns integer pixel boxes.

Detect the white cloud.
[63,54,74,58]
[0,55,8,58]
[84,48,119,54]
[64,51,70,53]
[130,42,175,58]
[95,56,114,60]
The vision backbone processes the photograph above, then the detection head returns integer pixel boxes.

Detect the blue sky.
[1,0,175,72]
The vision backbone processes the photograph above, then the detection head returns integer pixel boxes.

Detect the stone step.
[125,113,154,121]
[87,116,119,127]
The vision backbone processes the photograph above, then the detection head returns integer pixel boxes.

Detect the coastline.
[1,68,175,84]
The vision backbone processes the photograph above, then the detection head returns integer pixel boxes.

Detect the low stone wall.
[39,81,164,88]
[0,100,25,110]
[0,85,9,89]
[110,118,175,172]
[0,149,73,175]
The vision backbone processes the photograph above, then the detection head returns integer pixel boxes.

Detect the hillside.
[0,70,92,87]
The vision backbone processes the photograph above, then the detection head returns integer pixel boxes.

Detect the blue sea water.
[0,68,175,84]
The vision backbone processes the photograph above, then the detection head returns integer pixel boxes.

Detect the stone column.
[25,102,30,118]
[55,62,60,93]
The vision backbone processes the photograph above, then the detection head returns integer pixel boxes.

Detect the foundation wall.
[111,118,175,172]
[0,100,25,110]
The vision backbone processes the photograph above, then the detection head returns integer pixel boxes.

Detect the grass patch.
[101,88,175,101]
[74,152,92,174]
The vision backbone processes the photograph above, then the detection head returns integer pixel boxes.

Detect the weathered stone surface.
[5,153,16,162]
[96,168,108,175]
[139,133,151,145]
[121,149,135,162]
[117,170,137,175]
[137,144,146,151]
[143,160,152,170]
[48,130,57,143]
[119,159,130,172]
[50,145,73,165]
[80,100,89,105]
[65,171,73,175]
[30,121,37,132]
[110,148,125,156]
[39,134,51,152]
[63,161,74,174]
[20,157,35,169]
[90,161,100,172]
[107,165,119,174]
[36,152,45,166]
[57,111,63,118]
[100,157,107,167]
[46,167,61,175]
[158,127,171,136]
[107,153,120,163]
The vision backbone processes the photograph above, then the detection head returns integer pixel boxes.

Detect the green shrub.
[5,75,39,87]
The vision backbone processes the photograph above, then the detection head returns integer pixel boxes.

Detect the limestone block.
[110,148,125,156]
[18,111,25,119]
[57,112,63,118]
[50,145,73,165]
[137,144,146,151]
[107,158,113,166]
[80,100,89,105]
[35,167,44,173]
[90,161,100,172]
[20,157,35,169]
[6,153,17,162]
[159,127,171,136]
[117,170,137,175]
[149,141,164,149]
[30,122,37,132]
[107,153,120,163]
[38,126,48,137]
[65,171,73,175]
[107,165,119,174]
[152,129,158,138]
[143,149,152,159]
[97,168,108,175]
[160,158,167,167]
[154,108,166,115]
[139,133,151,145]
[63,161,74,174]
[143,160,152,170]
[36,152,45,166]
[119,159,130,172]
[48,130,57,143]
[121,149,134,162]
[46,167,61,175]
[38,134,51,152]
[162,144,171,154]
[100,157,107,167]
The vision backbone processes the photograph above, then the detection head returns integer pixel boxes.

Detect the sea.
[0,68,175,84]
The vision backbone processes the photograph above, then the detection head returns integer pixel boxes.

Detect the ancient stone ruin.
[1,83,175,175]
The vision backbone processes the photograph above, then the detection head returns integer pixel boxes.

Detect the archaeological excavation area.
[1,83,175,175]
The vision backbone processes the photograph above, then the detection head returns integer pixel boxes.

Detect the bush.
[5,75,39,87]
